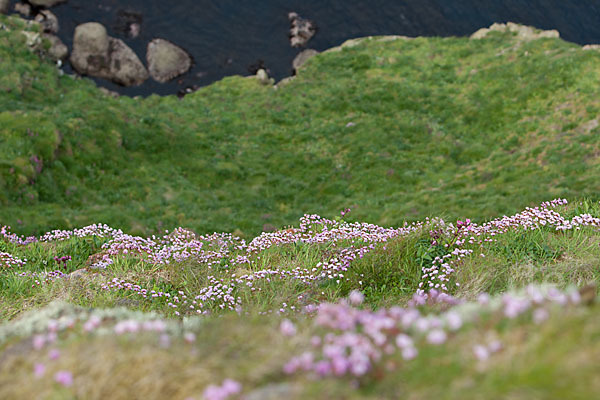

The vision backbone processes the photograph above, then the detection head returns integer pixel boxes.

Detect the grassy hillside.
[1,198,599,399]
[1,14,600,237]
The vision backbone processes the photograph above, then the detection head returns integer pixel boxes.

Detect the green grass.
[2,15,600,399]
[1,15,600,237]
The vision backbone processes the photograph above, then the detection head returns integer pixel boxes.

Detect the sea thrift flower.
[401,346,418,360]
[348,290,364,306]
[426,329,447,345]
[280,319,297,336]
[33,363,46,378]
[473,344,490,361]
[533,308,549,324]
[445,312,463,331]
[54,370,73,387]
[202,379,242,400]
[48,348,61,360]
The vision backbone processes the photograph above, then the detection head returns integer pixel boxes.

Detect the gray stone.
[108,37,149,86]
[256,68,273,85]
[146,38,192,83]
[43,33,68,60]
[14,2,31,16]
[28,0,67,7]
[70,22,148,86]
[292,49,318,73]
[0,0,10,14]
[288,12,316,47]
[35,10,59,34]
[470,22,560,41]
[582,44,600,51]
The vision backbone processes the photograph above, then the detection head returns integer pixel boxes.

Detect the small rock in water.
[14,2,32,17]
[28,0,67,7]
[292,49,318,73]
[288,12,316,47]
[146,38,192,83]
[70,22,148,86]
[0,0,10,15]
[43,33,68,60]
[35,10,60,34]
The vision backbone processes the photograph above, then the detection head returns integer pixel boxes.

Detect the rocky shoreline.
[2,1,599,98]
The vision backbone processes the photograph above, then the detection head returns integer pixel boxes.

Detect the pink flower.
[54,370,73,387]
[279,319,297,337]
[48,348,61,360]
[533,308,549,324]
[395,334,413,349]
[32,335,45,350]
[401,346,418,360]
[33,363,46,378]
[473,345,490,361]
[348,290,364,306]
[426,329,447,345]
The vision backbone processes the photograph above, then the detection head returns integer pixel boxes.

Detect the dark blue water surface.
[13,0,600,96]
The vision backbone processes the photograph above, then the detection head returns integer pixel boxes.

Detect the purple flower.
[348,290,364,306]
[426,329,447,345]
[33,363,46,378]
[54,370,73,387]
[401,346,418,360]
[279,319,297,336]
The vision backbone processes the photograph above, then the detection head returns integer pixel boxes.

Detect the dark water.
[11,0,600,96]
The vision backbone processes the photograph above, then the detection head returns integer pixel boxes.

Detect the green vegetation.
[1,13,600,400]
[2,14,600,237]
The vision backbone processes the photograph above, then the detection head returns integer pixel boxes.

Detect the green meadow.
[1,13,599,400]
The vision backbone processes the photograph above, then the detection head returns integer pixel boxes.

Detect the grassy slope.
[1,15,600,237]
[0,200,599,399]
[2,15,600,399]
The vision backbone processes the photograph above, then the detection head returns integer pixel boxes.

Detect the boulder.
[43,33,68,60]
[146,38,192,83]
[34,10,60,34]
[70,22,148,86]
[0,0,9,14]
[14,2,31,16]
[470,22,560,41]
[292,49,318,73]
[288,12,316,47]
[108,37,149,86]
[256,68,273,85]
[582,44,600,51]
[28,0,67,7]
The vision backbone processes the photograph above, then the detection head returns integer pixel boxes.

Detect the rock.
[34,10,59,34]
[67,268,88,280]
[20,31,41,49]
[583,44,600,51]
[70,22,148,86]
[470,22,560,41]
[0,0,9,14]
[292,49,318,73]
[14,2,32,16]
[146,38,192,83]
[28,0,67,7]
[108,37,149,86]
[43,33,68,60]
[275,76,295,89]
[288,12,316,47]
[99,87,120,98]
[256,68,273,85]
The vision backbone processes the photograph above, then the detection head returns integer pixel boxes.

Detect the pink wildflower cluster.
[202,379,242,400]
[284,284,584,380]
[0,251,26,269]
[417,198,600,296]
